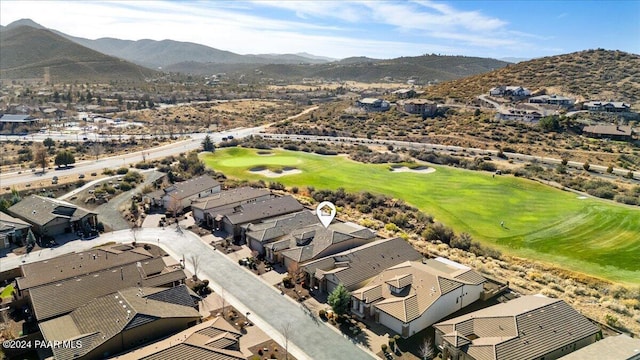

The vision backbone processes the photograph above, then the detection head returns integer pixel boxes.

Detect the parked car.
[78,174,85,179]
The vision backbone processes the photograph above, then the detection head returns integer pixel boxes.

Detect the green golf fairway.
[202,148,640,285]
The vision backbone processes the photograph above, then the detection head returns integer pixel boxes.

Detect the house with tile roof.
[6,195,97,238]
[434,295,600,360]
[558,334,640,360]
[27,254,187,321]
[145,175,221,212]
[39,285,201,360]
[351,258,486,338]
[264,221,377,270]
[112,316,245,360]
[302,237,424,294]
[583,101,631,113]
[191,187,274,228]
[0,211,31,248]
[582,124,634,141]
[246,210,319,255]
[222,195,304,241]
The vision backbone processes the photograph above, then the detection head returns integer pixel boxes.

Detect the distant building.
[489,86,531,97]
[0,114,38,124]
[582,124,633,141]
[356,98,390,112]
[529,94,574,106]
[351,257,486,338]
[399,99,437,116]
[496,109,543,122]
[392,89,417,99]
[434,295,600,360]
[583,101,631,113]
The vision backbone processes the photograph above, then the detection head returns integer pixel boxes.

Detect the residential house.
[246,210,320,255]
[495,109,542,122]
[351,258,486,338]
[112,316,245,360]
[191,187,273,228]
[583,101,631,113]
[0,212,31,248]
[7,195,98,238]
[399,99,437,117]
[582,125,633,141]
[25,252,187,321]
[0,114,38,125]
[393,89,417,99]
[434,295,600,360]
[145,175,221,213]
[529,94,574,106]
[222,195,304,241]
[302,237,423,294]
[39,285,201,360]
[356,98,390,112]
[559,334,640,360]
[488,86,531,97]
[264,221,377,270]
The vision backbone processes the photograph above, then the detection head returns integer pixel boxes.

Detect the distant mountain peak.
[6,18,46,30]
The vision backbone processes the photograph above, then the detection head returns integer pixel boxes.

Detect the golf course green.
[202,148,640,285]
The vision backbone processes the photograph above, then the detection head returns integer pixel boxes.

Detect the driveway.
[0,228,375,360]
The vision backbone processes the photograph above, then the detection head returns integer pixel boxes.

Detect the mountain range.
[0,19,510,83]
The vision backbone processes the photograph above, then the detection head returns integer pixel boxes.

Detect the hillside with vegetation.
[423,49,640,106]
[0,25,158,82]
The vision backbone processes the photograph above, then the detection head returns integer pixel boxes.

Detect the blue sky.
[1,1,638,60]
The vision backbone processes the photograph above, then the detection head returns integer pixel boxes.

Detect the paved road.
[0,228,374,360]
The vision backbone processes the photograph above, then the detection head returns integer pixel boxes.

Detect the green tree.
[583,162,590,171]
[202,135,215,152]
[43,137,55,150]
[539,116,560,132]
[327,283,350,316]
[55,150,75,168]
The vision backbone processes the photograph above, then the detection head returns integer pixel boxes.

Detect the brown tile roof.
[245,210,319,242]
[164,175,220,201]
[434,295,600,360]
[191,187,272,212]
[583,125,633,136]
[113,317,244,360]
[225,195,303,225]
[39,285,201,360]
[7,195,96,227]
[273,221,377,263]
[353,259,486,323]
[29,257,186,321]
[17,244,154,290]
[0,211,30,227]
[303,237,423,290]
[558,334,640,360]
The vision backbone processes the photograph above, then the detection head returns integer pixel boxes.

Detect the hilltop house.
[356,98,390,112]
[7,195,97,238]
[351,258,486,338]
[489,86,531,97]
[191,187,273,228]
[529,94,574,106]
[39,285,201,360]
[583,101,631,113]
[392,89,417,99]
[302,237,423,294]
[0,212,31,248]
[496,109,543,122]
[399,99,437,117]
[434,295,600,360]
[582,124,633,141]
[145,175,220,213]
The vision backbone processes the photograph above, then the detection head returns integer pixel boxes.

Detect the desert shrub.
[381,344,388,353]
[119,182,132,191]
[116,167,129,175]
[102,168,115,175]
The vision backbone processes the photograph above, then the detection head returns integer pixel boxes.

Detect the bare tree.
[130,225,141,244]
[418,337,435,360]
[32,142,47,173]
[189,254,200,280]
[216,288,227,318]
[166,192,182,231]
[91,142,104,160]
[287,262,304,285]
[281,321,293,360]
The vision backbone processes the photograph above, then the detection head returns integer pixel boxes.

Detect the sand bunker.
[390,166,436,174]
[250,167,302,178]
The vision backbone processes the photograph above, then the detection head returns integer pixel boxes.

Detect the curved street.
[0,228,375,360]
